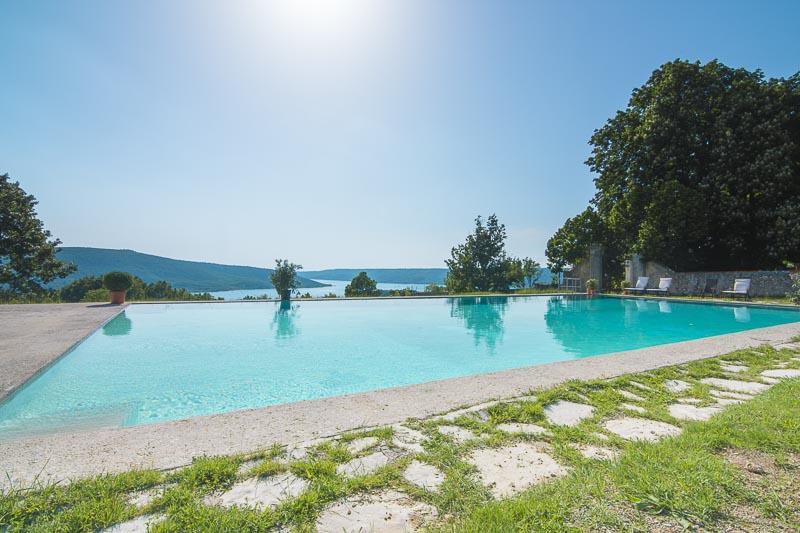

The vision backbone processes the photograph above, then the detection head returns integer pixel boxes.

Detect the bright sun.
[269,0,373,46]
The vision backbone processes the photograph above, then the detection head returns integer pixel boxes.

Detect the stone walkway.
[104,342,800,532]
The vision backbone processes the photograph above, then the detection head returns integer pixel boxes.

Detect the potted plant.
[103,271,134,304]
[586,278,598,296]
[270,259,302,301]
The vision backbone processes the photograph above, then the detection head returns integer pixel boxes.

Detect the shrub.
[81,288,110,302]
[586,278,598,291]
[425,283,447,295]
[60,276,103,302]
[102,271,134,292]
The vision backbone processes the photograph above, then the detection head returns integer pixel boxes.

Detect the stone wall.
[568,244,605,290]
[638,261,794,297]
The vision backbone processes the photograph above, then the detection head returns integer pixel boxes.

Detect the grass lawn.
[1,345,799,531]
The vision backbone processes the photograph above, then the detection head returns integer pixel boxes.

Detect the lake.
[208,279,431,300]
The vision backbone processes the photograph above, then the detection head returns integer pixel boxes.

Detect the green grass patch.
[440,378,800,531]
[173,456,240,492]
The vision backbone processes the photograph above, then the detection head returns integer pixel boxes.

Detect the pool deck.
[1,300,799,490]
[0,303,126,402]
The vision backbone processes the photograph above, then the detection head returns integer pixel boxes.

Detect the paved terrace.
[0,303,126,402]
[0,300,798,490]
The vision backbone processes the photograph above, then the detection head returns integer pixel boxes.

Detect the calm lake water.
[1,295,798,438]
[208,279,430,300]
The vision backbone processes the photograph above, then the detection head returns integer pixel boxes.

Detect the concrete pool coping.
[1,312,799,489]
[0,303,127,403]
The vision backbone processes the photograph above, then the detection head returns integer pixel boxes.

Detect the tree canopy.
[0,173,75,295]
[344,272,379,297]
[445,214,523,292]
[546,60,800,275]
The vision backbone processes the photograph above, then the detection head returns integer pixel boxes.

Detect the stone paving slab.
[437,425,476,443]
[439,400,500,422]
[392,425,427,453]
[336,449,400,477]
[603,417,682,442]
[710,389,753,401]
[404,460,445,491]
[544,400,595,426]
[618,390,645,401]
[621,403,647,414]
[2,320,799,490]
[677,398,702,404]
[495,422,549,436]
[207,473,308,509]
[720,364,748,373]
[316,489,437,532]
[664,379,691,393]
[0,303,126,401]
[714,398,742,406]
[668,403,721,422]
[761,369,800,379]
[700,378,770,394]
[469,442,567,498]
[346,436,378,454]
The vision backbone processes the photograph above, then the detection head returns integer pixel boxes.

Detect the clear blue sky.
[2,1,798,269]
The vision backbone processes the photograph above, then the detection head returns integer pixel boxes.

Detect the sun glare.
[268,0,374,47]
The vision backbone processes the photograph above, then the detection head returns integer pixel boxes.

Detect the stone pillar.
[588,244,605,291]
[625,254,644,287]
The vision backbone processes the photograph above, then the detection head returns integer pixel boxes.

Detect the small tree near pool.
[345,272,379,297]
[270,259,302,300]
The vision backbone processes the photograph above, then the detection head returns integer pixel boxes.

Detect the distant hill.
[302,268,449,285]
[303,267,554,285]
[50,247,326,292]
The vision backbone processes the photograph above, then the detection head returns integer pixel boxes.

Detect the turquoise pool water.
[1,296,798,437]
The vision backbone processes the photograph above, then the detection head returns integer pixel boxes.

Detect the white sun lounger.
[721,278,751,299]
[624,276,649,294]
[646,277,672,295]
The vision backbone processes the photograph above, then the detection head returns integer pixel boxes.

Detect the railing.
[560,277,582,292]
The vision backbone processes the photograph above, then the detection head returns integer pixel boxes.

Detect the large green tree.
[0,173,75,295]
[345,272,379,297]
[547,60,800,274]
[445,214,517,292]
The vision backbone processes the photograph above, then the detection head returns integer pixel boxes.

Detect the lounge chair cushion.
[733,280,749,293]
[627,277,648,291]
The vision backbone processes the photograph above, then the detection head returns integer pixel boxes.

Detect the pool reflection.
[271,300,300,339]
[448,296,508,352]
[102,313,133,336]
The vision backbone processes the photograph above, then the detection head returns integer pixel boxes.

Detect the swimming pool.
[1,296,798,437]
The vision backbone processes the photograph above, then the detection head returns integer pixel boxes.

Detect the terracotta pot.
[587,288,595,296]
[110,290,126,305]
